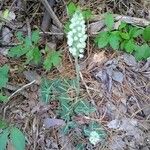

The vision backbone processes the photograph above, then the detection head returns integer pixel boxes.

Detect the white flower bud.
[67,10,87,58]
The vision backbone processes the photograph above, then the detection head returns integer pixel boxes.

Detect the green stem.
[75,56,80,97]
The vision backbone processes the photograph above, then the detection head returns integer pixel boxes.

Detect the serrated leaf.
[119,22,127,30]
[143,26,150,41]
[0,65,9,89]
[10,127,25,150]
[95,32,109,48]
[0,129,9,150]
[44,51,61,70]
[0,93,8,102]
[104,13,114,30]
[124,40,135,53]
[67,2,77,16]
[109,33,120,50]
[74,100,96,115]
[82,9,92,20]
[32,47,41,64]
[31,30,40,44]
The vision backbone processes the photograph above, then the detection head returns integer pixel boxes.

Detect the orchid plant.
[67,9,87,96]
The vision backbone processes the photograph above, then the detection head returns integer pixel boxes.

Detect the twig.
[40,0,63,30]
[8,80,36,100]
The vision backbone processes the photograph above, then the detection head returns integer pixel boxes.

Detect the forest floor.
[0,0,150,150]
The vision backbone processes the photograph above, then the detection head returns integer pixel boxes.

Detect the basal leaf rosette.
[67,10,87,58]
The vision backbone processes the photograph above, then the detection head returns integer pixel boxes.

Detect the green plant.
[8,31,61,70]
[94,13,150,61]
[0,120,26,150]
[0,65,9,102]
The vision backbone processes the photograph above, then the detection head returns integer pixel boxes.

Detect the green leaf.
[143,26,150,41]
[135,44,150,60]
[109,33,120,50]
[40,79,53,103]
[74,100,96,115]
[64,21,71,33]
[120,32,130,40]
[0,129,9,150]
[132,29,143,38]
[119,22,127,30]
[82,9,92,20]
[26,49,33,64]
[0,120,8,129]
[9,45,28,58]
[61,121,77,134]
[16,32,24,42]
[32,47,41,64]
[44,51,61,70]
[124,40,135,53]
[67,2,77,16]
[10,127,25,150]
[25,36,32,48]
[31,30,40,44]
[0,65,9,89]
[0,93,8,102]
[95,32,109,48]
[76,143,85,150]
[58,94,72,121]
[104,13,114,30]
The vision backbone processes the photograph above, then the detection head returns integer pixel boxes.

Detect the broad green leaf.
[124,40,135,53]
[32,47,41,64]
[135,44,150,60]
[0,65,9,89]
[0,93,8,102]
[74,100,96,115]
[104,13,114,30]
[82,9,92,20]
[31,30,40,44]
[95,32,109,48]
[0,129,9,150]
[10,127,25,150]
[143,26,150,41]
[67,2,77,16]
[44,51,61,70]
[2,9,9,19]
[132,29,143,38]
[9,45,28,57]
[120,32,130,40]
[109,33,120,50]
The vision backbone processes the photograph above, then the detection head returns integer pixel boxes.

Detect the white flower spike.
[67,10,87,58]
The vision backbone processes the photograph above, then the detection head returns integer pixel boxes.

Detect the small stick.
[40,0,63,30]
[8,80,36,100]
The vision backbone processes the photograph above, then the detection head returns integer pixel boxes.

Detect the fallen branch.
[89,14,150,35]
[40,0,63,30]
